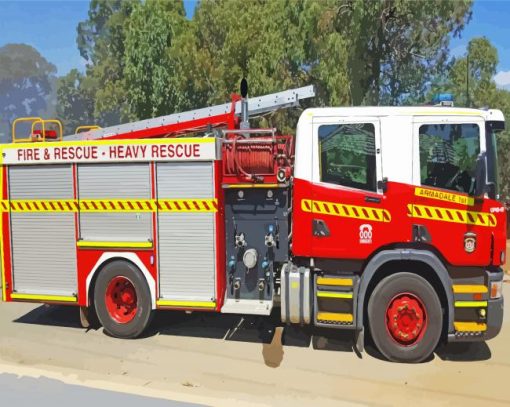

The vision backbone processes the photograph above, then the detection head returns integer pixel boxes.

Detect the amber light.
[490,281,503,299]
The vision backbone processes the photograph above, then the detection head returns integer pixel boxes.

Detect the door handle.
[365,196,381,204]
[313,219,330,237]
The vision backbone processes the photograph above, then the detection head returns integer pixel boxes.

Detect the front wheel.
[367,272,442,363]
[94,260,153,339]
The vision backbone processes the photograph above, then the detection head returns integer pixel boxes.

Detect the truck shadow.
[13,305,491,364]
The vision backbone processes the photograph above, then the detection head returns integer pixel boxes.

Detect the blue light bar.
[432,93,454,104]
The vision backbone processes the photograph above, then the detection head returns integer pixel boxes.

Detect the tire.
[367,272,442,363]
[94,260,153,339]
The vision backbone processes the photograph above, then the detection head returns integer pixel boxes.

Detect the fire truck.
[0,82,505,363]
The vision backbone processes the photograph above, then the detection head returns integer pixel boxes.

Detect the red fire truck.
[0,83,505,363]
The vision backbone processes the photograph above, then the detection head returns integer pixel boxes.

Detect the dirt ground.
[0,280,509,407]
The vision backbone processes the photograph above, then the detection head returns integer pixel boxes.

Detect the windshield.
[419,123,480,194]
[486,121,503,199]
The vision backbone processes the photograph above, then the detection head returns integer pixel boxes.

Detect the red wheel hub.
[386,293,427,346]
[105,276,138,323]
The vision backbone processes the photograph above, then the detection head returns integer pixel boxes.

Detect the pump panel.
[224,188,289,307]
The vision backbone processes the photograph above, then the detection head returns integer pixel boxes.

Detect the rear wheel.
[368,272,442,363]
[94,260,153,339]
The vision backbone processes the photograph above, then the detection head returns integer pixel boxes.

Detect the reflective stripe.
[77,241,153,249]
[455,301,488,308]
[10,293,77,302]
[301,199,391,223]
[454,321,487,332]
[316,312,353,323]
[316,277,353,287]
[452,285,488,294]
[156,300,216,308]
[408,204,496,227]
[0,199,218,213]
[317,291,353,299]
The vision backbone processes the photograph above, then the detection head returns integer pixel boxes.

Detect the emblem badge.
[464,233,476,253]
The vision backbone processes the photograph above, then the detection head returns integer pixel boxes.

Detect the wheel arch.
[85,253,156,309]
[356,249,454,334]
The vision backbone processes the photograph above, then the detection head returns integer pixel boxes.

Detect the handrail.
[12,117,43,143]
[12,117,63,143]
[75,125,101,134]
[43,119,63,142]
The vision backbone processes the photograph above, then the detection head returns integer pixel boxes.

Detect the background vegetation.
[1,0,510,198]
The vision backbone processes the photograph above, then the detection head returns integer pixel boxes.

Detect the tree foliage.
[58,0,473,129]
[0,44,56,141]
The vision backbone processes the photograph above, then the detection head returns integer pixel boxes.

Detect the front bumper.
[448,268,504,342]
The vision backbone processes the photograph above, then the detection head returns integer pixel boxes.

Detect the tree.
[56,69,95,133]
[58,0,474,131]
[436,37,510,199]
[318,0,473,105]
[447,37,498,107]
[0,44,57,142]
[124,0,187,120]
[75,0,139,125]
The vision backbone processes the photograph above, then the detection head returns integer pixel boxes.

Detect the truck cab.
[288,106,505,362]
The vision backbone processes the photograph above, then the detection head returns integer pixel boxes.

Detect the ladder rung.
[317,277,353,287]
[317,312,353,323]
[454,322,487,332]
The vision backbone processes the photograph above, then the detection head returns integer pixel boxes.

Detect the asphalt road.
[0,284,509,406]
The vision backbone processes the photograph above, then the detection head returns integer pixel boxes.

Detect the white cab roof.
[300,106,505,122]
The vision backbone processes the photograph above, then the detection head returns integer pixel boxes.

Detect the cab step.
[454,321,487,332]
[314,274,358,329]
[317,312,353,324]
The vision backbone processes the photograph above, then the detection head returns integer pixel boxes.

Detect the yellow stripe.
[454,322,487,332]
[301,199,391,223]
[10,293,77,302]
[317,277,353,287]
[156,300,216,308]
[455,301,488,308]
[0,165,4,302]
[0,136,215,151]
[77,241,153,249]
[317,291,353,299]
[408,204,496,227]
[453,285,488,294]
[317,312,353,323]
[0,198,218,213]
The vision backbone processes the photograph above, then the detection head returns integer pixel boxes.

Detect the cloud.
[494,70,510,89]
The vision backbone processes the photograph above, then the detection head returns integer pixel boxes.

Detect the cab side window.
[319,123,376,191]
[419,123,480,194]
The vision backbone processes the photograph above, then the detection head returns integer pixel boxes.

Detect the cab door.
[310,117,388,259]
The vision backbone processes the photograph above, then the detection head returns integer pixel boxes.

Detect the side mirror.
[377,177,388,193]
[473,152,487,197]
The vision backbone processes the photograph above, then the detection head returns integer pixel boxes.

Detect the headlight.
[490,281,503,299]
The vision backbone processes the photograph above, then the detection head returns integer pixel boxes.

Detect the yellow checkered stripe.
[0,199,218,213]
[301,199,391,223]
[407,204,496,227]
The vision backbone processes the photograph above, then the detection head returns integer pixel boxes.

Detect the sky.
[0,0,509,87]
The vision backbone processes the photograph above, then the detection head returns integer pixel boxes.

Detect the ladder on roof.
[65,85,315,141]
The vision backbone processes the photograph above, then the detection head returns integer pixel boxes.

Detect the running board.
[221,299,273,315]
